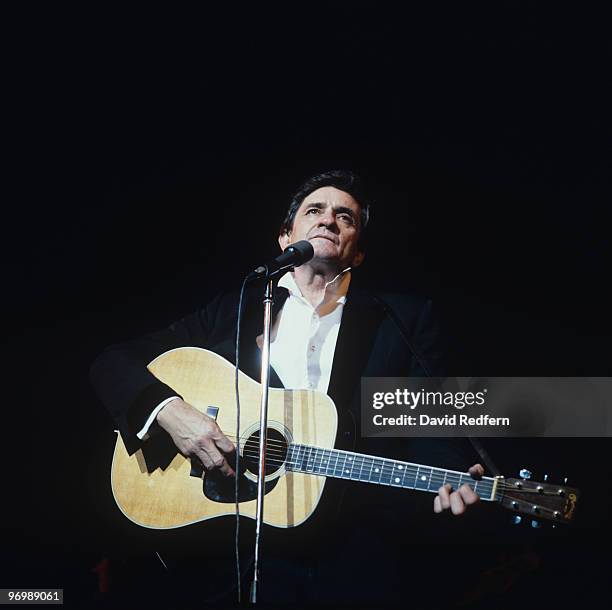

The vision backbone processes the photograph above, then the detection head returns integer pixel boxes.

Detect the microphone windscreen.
[289,240,314,264]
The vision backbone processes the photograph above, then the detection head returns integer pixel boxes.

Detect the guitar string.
[233,436,543,490]
[209,433,556,494]
[232,453,564,516]
[235,448,529,494]
[236,439,496,482]
[233,447,560,496]
[225,434,561,489]
[231,457,561,518]
[231,455,563,515]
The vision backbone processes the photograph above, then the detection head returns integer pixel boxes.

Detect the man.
[90,169,483,604]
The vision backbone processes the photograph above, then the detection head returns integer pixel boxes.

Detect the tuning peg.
[543,474,548,481]
[531,520,541,529]
[512,515,522,525]
[563,476,568,484]
[519,469,532,480]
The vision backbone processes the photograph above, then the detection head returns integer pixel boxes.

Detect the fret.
[319,449,332,475]
[480,479,494,500]
[294,444,304,471]
[357,455,371,483]
[379,458,393,485]
[401,462,417,489]
[337,452,348,479]
[311,447,321,474]
[306,446,316,473]
[429,468,446,491]
[331,449,341,477]
[318,448,330,475]
[445,471,461,491]
[311,447,322,474]
[303,445,312,473]
[336,452,346,478]
[457,473,475,491]
[414,466,433,491]
[366,455,375,482]
[389,462,402,487]
[305,446,314,472]
[313,447,322,473]
[456,473,474,492]
[356,452,365,482]
[398,462,409,487]
[344,454,356,479]
[371,458,385,483]
[286,444,297,471]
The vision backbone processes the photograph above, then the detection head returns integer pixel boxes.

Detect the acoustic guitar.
[111,347,579,529]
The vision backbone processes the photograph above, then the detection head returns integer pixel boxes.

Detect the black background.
[2,3,611,608]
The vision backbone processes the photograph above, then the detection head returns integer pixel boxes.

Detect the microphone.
[250,240,314,279]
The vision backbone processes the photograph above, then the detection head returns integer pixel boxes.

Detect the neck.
[292,263,344,308]
[286,443,497,501]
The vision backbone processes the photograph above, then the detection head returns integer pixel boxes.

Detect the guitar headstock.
[496,471,579,525]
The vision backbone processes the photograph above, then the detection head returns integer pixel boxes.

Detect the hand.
[156,398,236,477]
[433,463,484,516]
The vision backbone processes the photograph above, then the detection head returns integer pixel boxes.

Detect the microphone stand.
[250,276,275,603]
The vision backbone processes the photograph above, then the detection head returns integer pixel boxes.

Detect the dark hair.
[280,170,372,247]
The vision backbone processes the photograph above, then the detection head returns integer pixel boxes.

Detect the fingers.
[437,484,452,511]
[468,463,485,479]
[191,416,236,477]
[434,483,464,515]
[457,483,480,508]
[210,427,236,454]
[434,482,480,516]
[198,438,235,477]
[205,422,236,477]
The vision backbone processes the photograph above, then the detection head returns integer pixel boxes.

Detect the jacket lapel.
[327,287,385,416]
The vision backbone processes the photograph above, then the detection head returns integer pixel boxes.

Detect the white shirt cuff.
[136,396,181,440]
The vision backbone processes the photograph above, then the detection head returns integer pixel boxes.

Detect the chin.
[312,241,337,258]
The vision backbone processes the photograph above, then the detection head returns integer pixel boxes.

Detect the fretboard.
[286,444,496,501]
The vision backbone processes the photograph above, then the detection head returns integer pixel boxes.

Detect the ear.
[351,250,365,268]
[278,231,291,251]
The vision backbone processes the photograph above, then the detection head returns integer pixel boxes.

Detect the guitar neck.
[286,444,498,501]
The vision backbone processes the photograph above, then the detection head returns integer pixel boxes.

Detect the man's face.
[278,186,365,269]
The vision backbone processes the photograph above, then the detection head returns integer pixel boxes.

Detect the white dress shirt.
[270,268,350,392]
[137,269,351,440]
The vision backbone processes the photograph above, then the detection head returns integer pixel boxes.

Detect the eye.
[305,208,320,215]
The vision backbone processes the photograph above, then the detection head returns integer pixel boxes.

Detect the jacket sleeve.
[385,295,476,471]
[411,298,477,471]
[89,293,226,445]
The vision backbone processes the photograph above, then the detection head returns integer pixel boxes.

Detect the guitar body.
[111,347,338,529]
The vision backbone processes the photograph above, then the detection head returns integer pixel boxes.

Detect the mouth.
[310,234,338,244]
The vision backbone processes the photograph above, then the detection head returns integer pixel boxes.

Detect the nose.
[317,209,338,231]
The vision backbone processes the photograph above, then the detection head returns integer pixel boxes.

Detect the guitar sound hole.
[243,429,288,476]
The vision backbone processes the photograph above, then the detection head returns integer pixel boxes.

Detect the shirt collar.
[279,267,352,307]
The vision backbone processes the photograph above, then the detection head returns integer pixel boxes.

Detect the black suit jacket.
[90,279,479,559]
[90,279,472,471]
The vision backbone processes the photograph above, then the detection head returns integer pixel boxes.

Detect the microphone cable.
[233,274,250,603]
